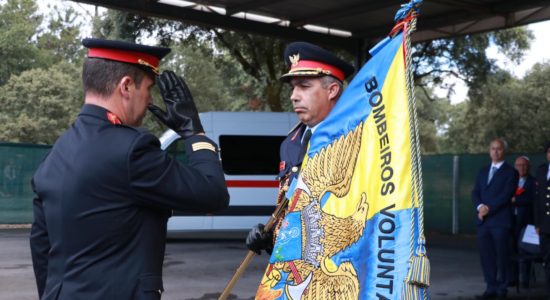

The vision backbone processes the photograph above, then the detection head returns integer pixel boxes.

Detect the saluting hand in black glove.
[148,70,204,139]
[246,223,273,255]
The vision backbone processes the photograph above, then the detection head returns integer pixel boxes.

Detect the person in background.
[510,155,535,288]
[472,138,519,300]
[534,142,550,293]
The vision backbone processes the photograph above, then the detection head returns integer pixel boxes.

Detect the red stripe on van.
[226,180,279,187]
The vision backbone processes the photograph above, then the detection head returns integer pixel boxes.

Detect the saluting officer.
[534,142,550,291]
[29,39,229,300]
[245,42,354,254]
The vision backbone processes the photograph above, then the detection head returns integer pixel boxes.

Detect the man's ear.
[118,76,134,99]
[327,82,341,102]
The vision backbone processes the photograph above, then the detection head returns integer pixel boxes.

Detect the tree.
[413,88,455,154]
[212,30,290,112]
[413,27,533,98]
[0,0,43,85]
[36,3,85,64]
[411,28,534,153]
[161,42,241,112]
[439,63,550,153]
[0,62,83,144]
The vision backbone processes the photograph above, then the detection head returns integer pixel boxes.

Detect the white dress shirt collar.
[491,161,504,169]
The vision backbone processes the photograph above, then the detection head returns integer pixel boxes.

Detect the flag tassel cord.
[399,1,431,299]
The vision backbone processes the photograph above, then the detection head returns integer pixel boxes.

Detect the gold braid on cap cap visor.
[286,67,333,76]
[138,59,160,75]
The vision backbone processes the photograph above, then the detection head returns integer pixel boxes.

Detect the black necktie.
[299,129,312,159]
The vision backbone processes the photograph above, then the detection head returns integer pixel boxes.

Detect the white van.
[160,111,298,236]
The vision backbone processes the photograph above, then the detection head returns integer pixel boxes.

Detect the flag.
[256,1,428,299]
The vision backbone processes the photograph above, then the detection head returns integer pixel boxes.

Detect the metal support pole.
[452,155,460,234]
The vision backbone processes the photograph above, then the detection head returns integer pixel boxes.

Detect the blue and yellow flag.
[256,1,428,299]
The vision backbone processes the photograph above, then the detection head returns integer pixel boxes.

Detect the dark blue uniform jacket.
[471,162,518,228]
[278,123,307,185]
[534,163,550,233]
[513,175,535,232]
[30,104,229,300]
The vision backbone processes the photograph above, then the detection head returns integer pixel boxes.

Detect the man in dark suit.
[534,142,550,292]
[472,138,519,299]
[245,42,354,254]
[29,39,229,300]
[510,155,535,288]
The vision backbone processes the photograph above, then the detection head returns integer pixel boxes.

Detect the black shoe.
[475,292,497,300]
[507,281,517,287]
[520,282,529,289]
[496,293,507,300]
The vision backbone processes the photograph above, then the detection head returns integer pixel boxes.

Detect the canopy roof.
[72,0,550,51]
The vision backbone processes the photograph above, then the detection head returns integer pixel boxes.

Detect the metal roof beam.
[426,0,501,15]
[355,10,475,40]
[290,0,404,27]
[225,0,288,16]
[71,0,359,51]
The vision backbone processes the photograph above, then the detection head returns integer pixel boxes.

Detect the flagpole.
[218,197,289,300]
[218,250,256,300]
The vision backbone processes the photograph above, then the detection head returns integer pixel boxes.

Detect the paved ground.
[0,229,548,300]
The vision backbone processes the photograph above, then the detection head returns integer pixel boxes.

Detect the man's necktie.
[488,166,497,184]
[299,129,312,160]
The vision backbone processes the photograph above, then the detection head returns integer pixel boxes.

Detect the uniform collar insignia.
[106,111,122,125]
[289,54,300,67]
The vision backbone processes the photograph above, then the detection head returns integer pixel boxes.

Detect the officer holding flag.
[245,42,354,255]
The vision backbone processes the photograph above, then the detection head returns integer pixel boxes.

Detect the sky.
[442,20,550,103]
[491,20,550,78]
[37,1,550,104]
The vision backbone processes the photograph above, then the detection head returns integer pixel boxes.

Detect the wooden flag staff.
[218,196,289,300]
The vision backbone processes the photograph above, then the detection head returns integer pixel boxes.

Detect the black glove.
[246,223,273,255]
[148,70,204,139]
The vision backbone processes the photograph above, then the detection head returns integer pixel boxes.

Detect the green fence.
[0,143,50,223]
[0,142,545,234]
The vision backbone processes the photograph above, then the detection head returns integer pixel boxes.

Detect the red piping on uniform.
[226,180,279,188]
[290,129,301,141]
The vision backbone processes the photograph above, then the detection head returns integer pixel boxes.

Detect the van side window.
[219,135,285,175]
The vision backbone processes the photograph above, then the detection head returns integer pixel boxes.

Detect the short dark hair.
[82,58,152,97]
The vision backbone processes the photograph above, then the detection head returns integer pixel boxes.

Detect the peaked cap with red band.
[82,38,171,75]
[280,41,354,82]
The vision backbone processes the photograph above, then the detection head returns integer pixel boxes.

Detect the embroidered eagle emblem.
[259,122,367,299]
[289,54,300,67]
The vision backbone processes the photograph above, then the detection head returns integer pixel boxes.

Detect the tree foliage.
[36,3,85,64]
[212,30,290,111]
[439,63,550,153]
[413,27,533,95]
[0,0,42,85]
[0,62,83,144]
